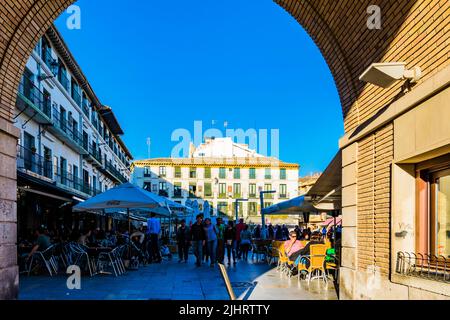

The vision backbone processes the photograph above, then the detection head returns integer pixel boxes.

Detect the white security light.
[359,62,422,88]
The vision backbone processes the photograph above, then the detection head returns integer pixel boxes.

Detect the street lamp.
[234,198,248,223]
[260,190,276,229]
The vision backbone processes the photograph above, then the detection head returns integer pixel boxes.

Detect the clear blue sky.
[55,0,343,175]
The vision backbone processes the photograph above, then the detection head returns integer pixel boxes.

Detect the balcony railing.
[71,88,81,106]
[88,143,102,164]
[104,160,128,183]
[42,49,54,70]
[16,145,52,179]
[57,71,70,92]
[396,251,450,283]
[51,107,85,149]
[82,100,90,118]
[17,76,52,120]
[53,166,101,197]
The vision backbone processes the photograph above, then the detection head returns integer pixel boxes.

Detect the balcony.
[82,100,90,118]
[42,49,55,71]
[47,107,88,155]
[83,142,103,167]
[71,88,81,107]
[53,167,100,198]
[279,194,287,199]
[103,160,128,184]
[218,193,227,199]
[16,76,52,125]
[57,72,70,92]
[16,145,53,179]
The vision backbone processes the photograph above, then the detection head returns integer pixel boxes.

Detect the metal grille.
[396,252,450,283]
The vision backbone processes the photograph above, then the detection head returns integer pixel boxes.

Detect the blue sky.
[55,0,343,175]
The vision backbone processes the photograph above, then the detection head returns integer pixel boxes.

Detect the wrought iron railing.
[57,71,70,92]
[51,107,85,149]
[104,160,128,183]
[17,76,52,119]
[16,145,52,179]
[88,143,102,164]
[396,251,450,283]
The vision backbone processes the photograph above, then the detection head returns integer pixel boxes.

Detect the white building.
[15,25,132,236]
[132,137,299,223]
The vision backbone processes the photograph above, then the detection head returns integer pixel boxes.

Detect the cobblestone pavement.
[19,255,337,300]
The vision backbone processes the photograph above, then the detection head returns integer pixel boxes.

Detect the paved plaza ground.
[19,255,338,300]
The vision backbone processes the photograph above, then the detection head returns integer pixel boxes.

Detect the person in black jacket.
[224,221,236,266]
[190,215,206,267]
[176,219,190,263]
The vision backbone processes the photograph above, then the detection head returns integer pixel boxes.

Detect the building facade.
[14,25,132,238]
[132,138,299,222]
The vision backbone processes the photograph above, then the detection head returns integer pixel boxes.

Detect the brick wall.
[0,0,448,299]
[357,124,393,276]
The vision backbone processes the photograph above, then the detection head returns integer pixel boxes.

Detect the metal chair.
[28,244,58,276]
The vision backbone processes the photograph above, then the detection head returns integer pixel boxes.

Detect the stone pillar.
[339,142,358,300]
[0,117,19,299]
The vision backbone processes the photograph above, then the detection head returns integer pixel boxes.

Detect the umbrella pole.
[128,208,131,260]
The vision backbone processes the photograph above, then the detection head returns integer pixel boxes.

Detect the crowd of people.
[18,211,342,273]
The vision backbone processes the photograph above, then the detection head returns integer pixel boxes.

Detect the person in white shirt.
[146,212,161,263]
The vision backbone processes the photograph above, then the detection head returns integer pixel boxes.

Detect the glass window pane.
[436,174,450,257]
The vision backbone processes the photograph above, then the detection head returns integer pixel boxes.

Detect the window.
[416,156,450,259]
[159,182,168,197]
[249,183,257,198]
[279,184,287,198]
[264,202,272,208]
[174,166,182,178]
[204,167,211,179]
[219,183,227,198]
[265,168,272,179]
[280,168,287,180]
[189,167,196,179]
[219,167,226,179]
[249,168,256,179]
[144,167,151,177]
[189,183,197,198]
[430,169,450,257]
[264,184,273,199]
[234,168,241,179]
[248,202,258,216]
[233,183,241,198]
[174,182,182,198]
[204,182,212,197]
[159,166,166,177]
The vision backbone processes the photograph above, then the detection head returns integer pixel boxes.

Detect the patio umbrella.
[73,182,167,235]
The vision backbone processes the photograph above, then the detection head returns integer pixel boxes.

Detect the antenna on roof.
[146,137,151,159]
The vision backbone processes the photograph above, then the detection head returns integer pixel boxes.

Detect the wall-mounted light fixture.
[359,62,422,88]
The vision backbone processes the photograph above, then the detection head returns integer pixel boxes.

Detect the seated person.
[27,226,51,261]
[284,230,304,262]
[77,229,92,246]
[294,232,325,269]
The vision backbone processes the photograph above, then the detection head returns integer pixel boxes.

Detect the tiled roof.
[132,157,299,169]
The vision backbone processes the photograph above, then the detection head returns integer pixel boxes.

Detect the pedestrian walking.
[235,218,245,259]
[239,225,252,261]
[190,214,206,267]
[176,219,190,263]
[204,218,217,267]
[215,218,225,264]
[224,221,236,266]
